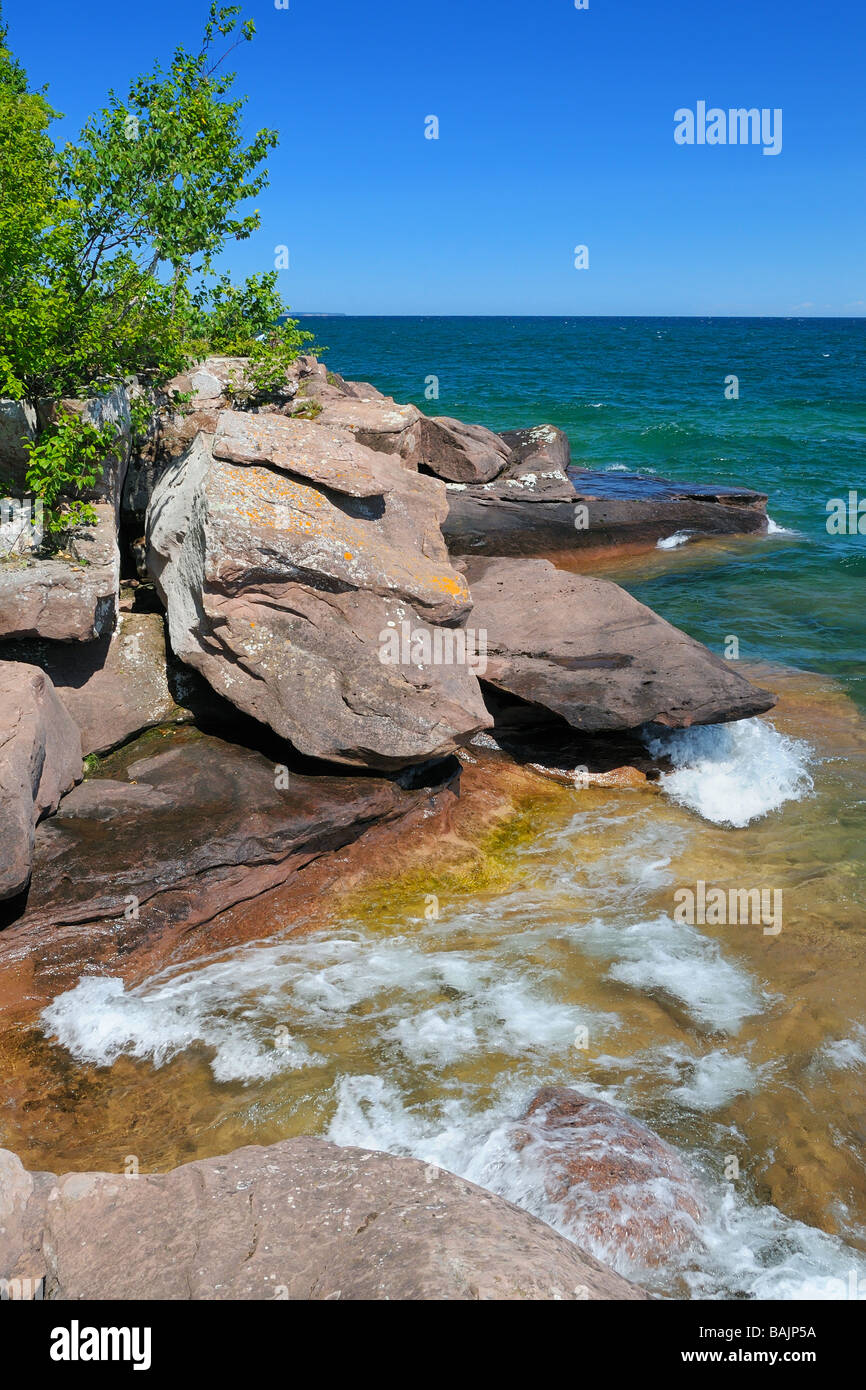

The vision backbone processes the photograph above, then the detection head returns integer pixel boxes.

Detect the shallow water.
[3,317,864,1298]
[4,667,866,1299]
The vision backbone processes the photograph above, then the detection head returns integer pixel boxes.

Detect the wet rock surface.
[2,612,188,756]
[442,457,768,558]
[516,1086,705,1266]
[6,731,446,944]
[0,1138,647,1300]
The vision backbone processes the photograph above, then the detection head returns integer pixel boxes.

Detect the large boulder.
[162,356,251,405]
[402,415,512,484]
[0,400,37,481]
[499,424,572,475]
[309,382,513,484]
[311,389,421,456]
[123,356,311,524]
[212,410,393,498]
[0,663,81,901]
[0,1137,647,1300]
[0,504,120,642]
[3,612,188,757]
[35,385,132,520]
[0,385,131,513]
[147,415,491,770]
[462,556,775,731]
[516,1087,705,1267]
[442,424,579,554]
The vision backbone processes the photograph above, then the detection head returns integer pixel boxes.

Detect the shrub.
[0,4,291,403]
[23,412,117,542]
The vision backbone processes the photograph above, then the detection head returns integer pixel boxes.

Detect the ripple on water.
[23,675,866,1299]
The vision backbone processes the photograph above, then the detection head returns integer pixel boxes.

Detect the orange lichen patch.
[206,459,468,615]
[428,573,471,600]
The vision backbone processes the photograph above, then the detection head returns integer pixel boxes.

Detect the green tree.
[64,5,277,332]
[0,11,77,399]
[0,3,320,543]
[0,4,291,402]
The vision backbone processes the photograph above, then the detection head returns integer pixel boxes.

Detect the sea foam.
[568,914,762,1033]
[643,717,813,827]
[657,530,693,549]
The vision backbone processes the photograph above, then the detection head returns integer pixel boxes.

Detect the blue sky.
[5,0,865,314]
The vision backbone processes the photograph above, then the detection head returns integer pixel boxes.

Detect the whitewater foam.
[568,914,762,1033]
[643,717,813,827]
[40,973,323,1082]
[325,1072,866,1299]
[657,530,693,550]
[670,1048,770,1110]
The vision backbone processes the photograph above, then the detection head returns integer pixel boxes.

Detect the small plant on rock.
[23,410,117,544]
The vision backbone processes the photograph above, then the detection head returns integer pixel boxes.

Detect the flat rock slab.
[213,410,393,498]
[2,612,186,756]
[443,460,768,557]
[463,556,775,731]
[0,663,81,901]
[570,468,769,545]
[9,733,439,944]
[312,391,420,454]
[0,1137,647,1300]
[0,505,120,642]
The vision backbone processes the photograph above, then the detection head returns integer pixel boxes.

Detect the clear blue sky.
[5,0,865,315]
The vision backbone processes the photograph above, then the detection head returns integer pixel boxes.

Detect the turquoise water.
[311,316,866,710]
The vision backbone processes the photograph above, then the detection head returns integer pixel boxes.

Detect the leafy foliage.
[0,3,311,404]
[23,411,117,540]
[0,3,324,537]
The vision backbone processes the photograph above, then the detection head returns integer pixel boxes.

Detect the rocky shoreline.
[0,357,779,1298]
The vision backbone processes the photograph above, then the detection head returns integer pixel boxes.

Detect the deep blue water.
[308,317,866,709]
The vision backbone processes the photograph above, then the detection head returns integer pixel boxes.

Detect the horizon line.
[289,312,866,321]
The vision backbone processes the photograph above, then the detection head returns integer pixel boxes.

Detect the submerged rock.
[462,556,775,730]
[0,1137,647,1300]
[517,1086,705,1266]
[0,663,81,901]
[147,423,491,770]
